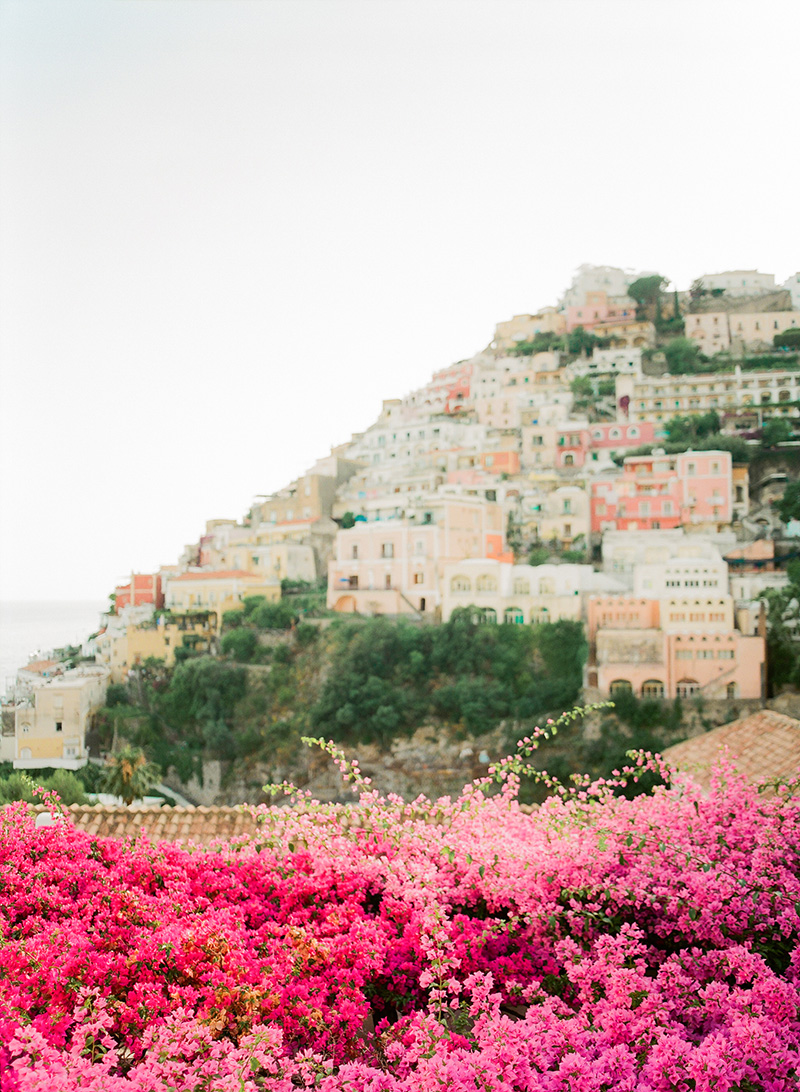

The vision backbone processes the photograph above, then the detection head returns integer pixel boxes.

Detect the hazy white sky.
[1,0,797,601]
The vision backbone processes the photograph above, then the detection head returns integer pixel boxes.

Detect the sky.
[0,0,797,602]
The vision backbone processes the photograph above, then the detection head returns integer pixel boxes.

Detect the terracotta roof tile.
[22,660,62,674]
[663,710,800,791]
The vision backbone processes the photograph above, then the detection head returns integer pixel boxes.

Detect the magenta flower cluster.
[2,740,800,1090]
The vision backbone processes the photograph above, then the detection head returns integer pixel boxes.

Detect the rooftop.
[663,710,800,791]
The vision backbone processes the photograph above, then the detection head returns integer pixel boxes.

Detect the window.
[718,649,735,660]
[513,578,530,595]
[351,546,358,560]
[55,721,63,733]
[676,679,699,697]
[413,572,424,585]
[641,680,664,699]
[381,543,394,558]
[504,607,525,625]
[538,578,555,595]
[609,679,632,696]
[385,574,392,589]
[348,575,359,589]
[476,574,497,593]
[450,576,471,593]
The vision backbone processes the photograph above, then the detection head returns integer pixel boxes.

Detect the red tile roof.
[663,710,800,791]
[32,800,536,846]
[22,660,62,675]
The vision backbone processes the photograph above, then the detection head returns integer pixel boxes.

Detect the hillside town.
[4,263,800,775]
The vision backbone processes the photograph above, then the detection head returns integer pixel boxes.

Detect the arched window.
[504,607,525,625]
[450,576,471,593]
[609,679,632,696]
[513,578,530,595]
[564,453,574,466]
[481,607,498,624]
[641,679,664,699]
[476,575,497,593]
[538,578,555,595]
[676,678,699,697]
[531,607,550,624]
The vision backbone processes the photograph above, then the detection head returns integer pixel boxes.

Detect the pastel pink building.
[554,422,657,469]
[327,498,509,616]
[591,450,732,533]
[587,596,765,700]
[564,292,637,333]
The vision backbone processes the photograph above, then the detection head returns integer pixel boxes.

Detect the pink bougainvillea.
[2,723,800,1090]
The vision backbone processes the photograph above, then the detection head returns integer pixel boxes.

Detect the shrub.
[221,627,259,663]
[3,730,800,1088]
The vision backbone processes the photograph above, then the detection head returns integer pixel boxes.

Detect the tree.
[689,278,707,302]
[221,627,258,662]
[774,329,800,350]
[567,326,605,357]
[628,275,669,321]
[663,337,703,373]
[761,418,794,448]
[628,275,668,307]
[340,511,356,529]
[778,481,800,524]
[100,746,161,805]
[666,412,720,445]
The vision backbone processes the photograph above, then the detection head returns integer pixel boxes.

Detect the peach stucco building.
[587,596,764,700]
[327,498,507,616]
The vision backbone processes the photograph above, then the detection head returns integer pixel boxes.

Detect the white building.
[697,270,776,296]
[782,273,800,311]
[559,264,642,309]
[441,558,624,624]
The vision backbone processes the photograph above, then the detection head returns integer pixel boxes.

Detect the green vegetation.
[0,767,89,805]
[517,693,686,804]
[761,418,794,448]
[100,746,162,805]
[663,337,704,373]
[105,615,588,787]
[778,481,800,524]
[340,511,356,529]
[507,332,563,356]
[618,429,751,465]
[775,329,800,350]
[665,411,720,445]
[311,613,587,746]
[763,561,800,694]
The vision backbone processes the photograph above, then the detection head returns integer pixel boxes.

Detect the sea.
[0,601,106,700]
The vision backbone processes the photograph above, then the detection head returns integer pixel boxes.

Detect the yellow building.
[492,310,566,352]
[14,666,110,770]
[164,570,280,630]
[592,319,656,348]
[95,615,215,683]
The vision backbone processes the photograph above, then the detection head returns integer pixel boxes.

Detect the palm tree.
[100,746,161,805]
